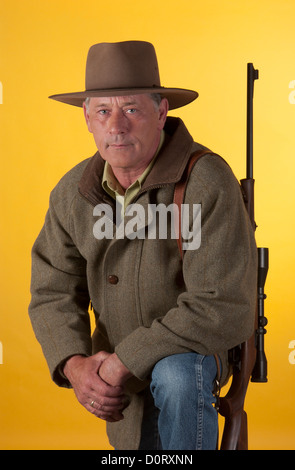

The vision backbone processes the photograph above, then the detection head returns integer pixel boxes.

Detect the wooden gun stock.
[219,334,256,449]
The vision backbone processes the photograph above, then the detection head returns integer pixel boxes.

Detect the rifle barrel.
[247,63,259,179]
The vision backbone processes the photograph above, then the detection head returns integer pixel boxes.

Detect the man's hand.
[99,352,133,387]
[63,352,128,422]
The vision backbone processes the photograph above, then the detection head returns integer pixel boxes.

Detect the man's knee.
[151,354,188,393]
[151,353,217,397]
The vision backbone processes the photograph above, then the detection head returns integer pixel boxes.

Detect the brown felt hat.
[49,41,198,110]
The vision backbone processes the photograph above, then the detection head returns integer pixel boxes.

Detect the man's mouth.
[108,142,132,149]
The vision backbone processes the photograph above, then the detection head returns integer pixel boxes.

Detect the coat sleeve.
[28,189,91,387]
[115,155,258,383]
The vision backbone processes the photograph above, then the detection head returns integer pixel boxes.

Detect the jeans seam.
[195,355,205,450]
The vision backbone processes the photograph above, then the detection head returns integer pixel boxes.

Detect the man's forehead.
[89,94,151,107]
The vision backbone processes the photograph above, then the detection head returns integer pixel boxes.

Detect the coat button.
[108,274,119,285]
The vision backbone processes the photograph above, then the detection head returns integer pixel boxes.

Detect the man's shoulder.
[49,155,94,209]
[191,143,237,182]
[187,143,241,198]
[56,157,92,188]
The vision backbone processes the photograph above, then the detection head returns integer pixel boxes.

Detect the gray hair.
[84,93,162,112]
[149,93,163,108]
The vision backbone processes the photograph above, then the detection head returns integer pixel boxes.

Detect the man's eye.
[98,109,108,115]
[126,108,137,114]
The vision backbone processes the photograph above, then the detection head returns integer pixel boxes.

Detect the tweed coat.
[29,116,257,449]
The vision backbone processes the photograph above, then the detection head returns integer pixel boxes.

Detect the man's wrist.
[99,353,133,386]
[63,354,87,380]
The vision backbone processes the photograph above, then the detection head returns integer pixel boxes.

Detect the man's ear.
[158,98,169,130]
[83,102,92,133]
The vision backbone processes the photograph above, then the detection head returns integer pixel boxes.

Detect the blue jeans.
[139,353,219,450]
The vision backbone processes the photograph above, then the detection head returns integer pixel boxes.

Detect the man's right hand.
[63,352,127,422]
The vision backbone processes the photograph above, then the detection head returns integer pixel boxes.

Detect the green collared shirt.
[102,131,165,213]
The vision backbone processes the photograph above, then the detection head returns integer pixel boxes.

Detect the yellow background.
[1,0,294,450]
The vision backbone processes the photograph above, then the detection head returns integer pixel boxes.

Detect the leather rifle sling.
[173,149,221,399]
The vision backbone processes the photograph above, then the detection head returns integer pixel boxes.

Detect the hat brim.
[48,87,198,110]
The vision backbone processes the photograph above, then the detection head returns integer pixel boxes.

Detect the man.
[29,41,257,450]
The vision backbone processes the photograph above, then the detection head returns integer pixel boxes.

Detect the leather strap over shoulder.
[173,149,215,259]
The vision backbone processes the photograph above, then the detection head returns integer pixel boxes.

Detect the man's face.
[83,94,168,174]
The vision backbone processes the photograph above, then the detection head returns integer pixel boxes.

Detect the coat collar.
[78,117,195,206]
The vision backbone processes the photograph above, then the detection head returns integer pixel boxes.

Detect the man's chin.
[103,149,137,167]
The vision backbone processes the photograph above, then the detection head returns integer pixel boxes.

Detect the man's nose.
[108,110,128,134]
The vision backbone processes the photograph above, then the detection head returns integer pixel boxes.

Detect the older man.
[29,41,257,450]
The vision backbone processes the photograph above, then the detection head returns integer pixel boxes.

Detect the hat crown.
[49,41,198,109]
[85,41,161,91]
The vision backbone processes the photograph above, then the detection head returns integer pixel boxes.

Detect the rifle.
[218,63,269,449]
[173,63,269,449]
